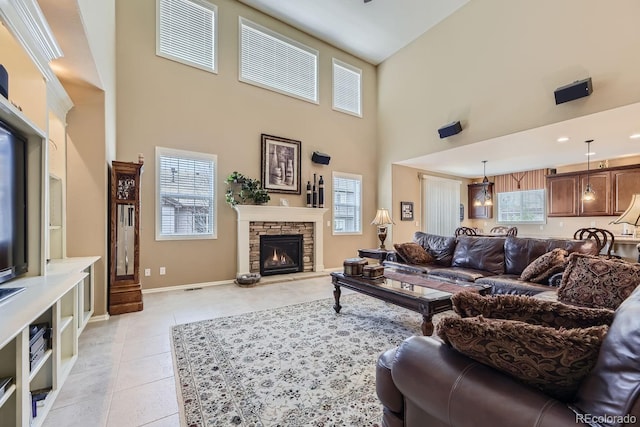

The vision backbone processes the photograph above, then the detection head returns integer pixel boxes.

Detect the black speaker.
[437,121,462,139]
[0,65,8,99]
[554,78,592,105]
[311,151,330,165]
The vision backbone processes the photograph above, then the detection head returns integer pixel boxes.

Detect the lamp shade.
[611,194,640,226]
[371,208,394,225]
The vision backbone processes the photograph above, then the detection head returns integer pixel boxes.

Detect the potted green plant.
[225,171,270,206]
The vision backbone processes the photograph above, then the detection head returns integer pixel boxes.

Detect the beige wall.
[65,82,108,316]
[0,24,47,131]
[391,164,472,244]
[115,0,378,290]
[379,0,640,224]
[77,0,117,163]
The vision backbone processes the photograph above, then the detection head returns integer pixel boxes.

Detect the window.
[333,59,362,117]
[157,0,218,73]
[239,17,319,103]
[497,189,546,224]
[421,175,461,236]
[332,172,362,235]
[156,147,217,240]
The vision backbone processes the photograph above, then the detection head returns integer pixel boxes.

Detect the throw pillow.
[557,253,640,310]
[393,242,434,265]
[520,248,568,283]
[452,291,614,329]
[436,316,608,402]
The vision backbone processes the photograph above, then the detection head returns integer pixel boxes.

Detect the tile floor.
[42,273,347,427]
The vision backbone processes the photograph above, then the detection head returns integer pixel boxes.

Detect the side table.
[358,248,393,263]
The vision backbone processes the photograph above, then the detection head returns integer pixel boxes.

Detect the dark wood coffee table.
[330,267,491,335]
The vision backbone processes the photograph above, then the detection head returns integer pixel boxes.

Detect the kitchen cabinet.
[547,175,578,217]
[547,165,640,217]
[468,183,493,219]
[612,168,640,215]
[579,171,611,216]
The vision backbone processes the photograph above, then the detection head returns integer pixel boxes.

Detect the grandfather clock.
[109,156,144,314]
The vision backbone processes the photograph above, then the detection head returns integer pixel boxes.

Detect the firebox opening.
[259,234,303,276]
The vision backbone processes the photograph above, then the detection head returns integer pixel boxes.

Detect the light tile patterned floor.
[43,274,350,427]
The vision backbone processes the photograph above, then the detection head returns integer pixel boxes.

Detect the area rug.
[171,294,422,426]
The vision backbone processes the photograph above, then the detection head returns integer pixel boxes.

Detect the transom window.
[497,189,546,224]
[239,17,319,103]
[332,172,362,235]
[156,147,217,240]
[157,0,218,73]
[333,58,362,117]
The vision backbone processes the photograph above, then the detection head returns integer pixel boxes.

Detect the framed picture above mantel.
[261,134,301,195]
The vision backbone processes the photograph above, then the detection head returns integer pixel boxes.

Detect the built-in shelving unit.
[0,3,96,426]
[0,257,98,427]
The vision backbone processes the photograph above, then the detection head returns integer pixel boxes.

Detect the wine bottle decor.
[306,181,312,207]
[318,175,324,208]
[312,173,318,208]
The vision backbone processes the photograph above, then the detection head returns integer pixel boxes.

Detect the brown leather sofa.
[386,232,599,296]
[376,285,640,427]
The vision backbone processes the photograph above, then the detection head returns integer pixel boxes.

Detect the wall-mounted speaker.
[311,151,331,165]
[554,78,592,105]
[0,65,8,99]
[438,121,462,139]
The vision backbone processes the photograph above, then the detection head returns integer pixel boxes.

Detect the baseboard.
[142,279,234,294]
[89,314,110,322]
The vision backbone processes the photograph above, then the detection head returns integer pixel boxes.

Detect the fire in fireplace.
[260,234,303,276]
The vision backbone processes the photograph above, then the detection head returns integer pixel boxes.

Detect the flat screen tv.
[0,119,28,284]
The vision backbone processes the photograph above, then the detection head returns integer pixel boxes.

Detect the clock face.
[116,174,136,200]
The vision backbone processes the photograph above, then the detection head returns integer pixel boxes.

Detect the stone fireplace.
[234,205,328,276]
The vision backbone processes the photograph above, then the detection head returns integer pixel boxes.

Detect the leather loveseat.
[376,285,640,427]
[386,232,599,296]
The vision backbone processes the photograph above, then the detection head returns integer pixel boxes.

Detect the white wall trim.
[47,79,73,122]
[142,279,234,294]
[0,0,63,76]
[88,313,110,323]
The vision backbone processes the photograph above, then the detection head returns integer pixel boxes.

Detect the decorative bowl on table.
[235,273,261,286]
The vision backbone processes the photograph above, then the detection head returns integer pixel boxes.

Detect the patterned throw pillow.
[520,248,568,283]
[452,291,614,329]
[558,253,640,310]
[436,316,608,402]
[393,242,434,265]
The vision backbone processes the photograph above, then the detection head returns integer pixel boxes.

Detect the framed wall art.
[400,201,414,221]
[261,134,301,194]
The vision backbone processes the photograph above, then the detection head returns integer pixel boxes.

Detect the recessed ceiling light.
[557,137,569,142]
[630,133,640,139]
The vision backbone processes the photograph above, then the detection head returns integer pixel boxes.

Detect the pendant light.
[583,139,596,202]
[473,160,493,207]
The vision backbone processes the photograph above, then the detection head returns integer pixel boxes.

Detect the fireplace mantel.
[234,205,328,275]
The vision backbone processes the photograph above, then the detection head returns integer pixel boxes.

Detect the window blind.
[239,17,318,103]
[333,59,362,116]
[421,176,461,236]
[156,147,217,240]
[333,172,362,234]
[157,0,217,73]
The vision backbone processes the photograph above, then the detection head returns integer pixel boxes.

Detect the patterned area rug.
[171,294,421,426]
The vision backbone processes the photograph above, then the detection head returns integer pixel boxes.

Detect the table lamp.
[611,194,640,238]
[371,208,395,250]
